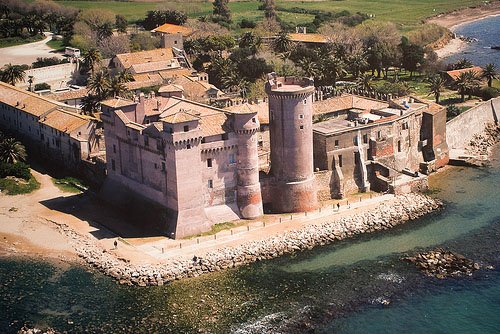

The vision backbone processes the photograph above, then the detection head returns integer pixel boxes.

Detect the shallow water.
[1,147,500,333]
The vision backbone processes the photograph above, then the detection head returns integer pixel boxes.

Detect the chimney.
[151,91,155,98]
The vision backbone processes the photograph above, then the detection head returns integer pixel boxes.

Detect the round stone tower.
[266,73,318,212]
[233,110,264,219]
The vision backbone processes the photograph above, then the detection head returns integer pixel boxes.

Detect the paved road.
[0,33,64,67]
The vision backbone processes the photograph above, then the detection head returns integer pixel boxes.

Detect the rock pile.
[467,123,500,157]
[405,248,480,279]
[59,193,443,286]
[17,326,57,334]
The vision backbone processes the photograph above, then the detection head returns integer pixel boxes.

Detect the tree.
[141,10,187,30]
[108,76,129,98]
[399,37,425,79]
[239,32,261,55]
[298,58,319,78]
[482,63,498,88]
[115,14,128,33]
[212,0,231,23]
[426,75,445,103]
[117,70,133,83]
[83,48,102,76]
[348,53,368,78]
[78,9,115,39]
[452,58,473,70]
[317,56,346,87]
[272,31,291,54]
[0,138,27,164]
[455,70,481,102]
[87,71,110,99]
[356,73,374,91]
[81,94,101,116]
[0,64,26,86]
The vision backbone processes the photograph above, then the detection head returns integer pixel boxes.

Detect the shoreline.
[59,193,443,286]
[428,2,500,59]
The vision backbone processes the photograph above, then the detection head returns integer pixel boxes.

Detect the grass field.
[46,38,66,51]
[51,176,86,193]
[0,174,40,195]
[0,35,43,49]
[52,0,487,31]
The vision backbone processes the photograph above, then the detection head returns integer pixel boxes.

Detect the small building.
[46,88,89,109]
[151,23,193,49]
[443,66,483,85]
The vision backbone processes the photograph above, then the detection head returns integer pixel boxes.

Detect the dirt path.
[0,33,64,67]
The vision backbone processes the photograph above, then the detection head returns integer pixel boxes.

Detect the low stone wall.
[56,193,443,286]
[446,97,500,149]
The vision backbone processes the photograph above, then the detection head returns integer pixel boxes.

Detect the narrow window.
[184,125,189,132]
[229,153,235,164]
[252,117,256,123]
[144,136,149,146]
[162,162,166,171]
[208,179,213,189]
[299,114,304,119]
[207,158,212,168]
[363,134,368,144]
[338,155,343,168]
[187,144,191,149]
[303,99,307,105]
[300,125,304,130]
[377,131,381,140]
[201,137,206,143]
[398,140,401,153]
[111,159,115,171]
[334,140,339,147]
[113,144,116,153]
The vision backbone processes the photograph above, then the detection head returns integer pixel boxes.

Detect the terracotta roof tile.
[46,89,89,101]
[288,33,327,43]
[152,23,193,36]
[226,102,269,124]
[101,98,136,108]
[40,109,92,133]
[445,66,482,81]
[115,48,174,67]
[131,61,180,74]
[158,84,184,93]
[0,81,59,117]
[161,111,200,123]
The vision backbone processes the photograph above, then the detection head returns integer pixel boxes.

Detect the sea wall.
[57,193,443,286]
[446,97,500,149]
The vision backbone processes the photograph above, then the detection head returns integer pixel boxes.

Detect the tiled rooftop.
[40,109,93,133]
[0,81,58,117]
[151,23,193,36]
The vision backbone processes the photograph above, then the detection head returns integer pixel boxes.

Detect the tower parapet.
[232,110,264,219]
[266,73,317,212]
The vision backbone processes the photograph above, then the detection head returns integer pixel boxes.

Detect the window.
[169,127,173,134]
[377,131,381,140]
[353,136,357,145]
[208,179,213,188]
[335,140,339,147]
[300,125,304,130]
[222,133,228,140]
[111,159,115,171]
[184,125,189,132]
[229,153,235,164]
[162,162,166,171]
[144,136,149,146]
[187,144,191,149]
[363,134,368,144]
[299,114,304,119]
[252,117,256,123]
[338,155,343,168]
[201,137,206,143]
[156,139,162,150]
[398,140,401,153]
[303,99,307,104]
[207,158,212,168]
[113,144,116,153]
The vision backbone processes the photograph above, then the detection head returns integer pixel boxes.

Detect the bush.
[34,83,51,91]
[240,19,256,28]
[481,87,500,101]
[446,104,461,120]
[0,162,31,181]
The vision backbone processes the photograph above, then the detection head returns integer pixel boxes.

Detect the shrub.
[34,83,51,91]
[481,87,500,101]
[446,104,461,120]
[0,162,31,181]
[240,19,256,28]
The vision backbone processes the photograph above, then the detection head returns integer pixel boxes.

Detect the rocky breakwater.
[405,248,481,279]
[71,193,443,286]
[467,123,500,159]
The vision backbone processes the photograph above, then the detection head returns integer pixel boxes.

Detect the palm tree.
[482,63,498,87]
[87,71,110,99]
[465,70,481,100]
[117,70,133,83]
[426,75,445,103]
[108,76,129,98]
[0,138,27,163]
[455,70,481,102]
[272,31,291,54]
[81,94,101,116]
[297,58,319,78]
[83,48,102,76]
[1,64,26,86]
[356,73,374,92]
[348,53,368,78]
[319,56,346,87]
[453,58,473,70]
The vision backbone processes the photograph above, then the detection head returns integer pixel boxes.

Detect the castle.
[101,73,449,238]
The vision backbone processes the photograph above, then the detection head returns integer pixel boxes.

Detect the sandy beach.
[429,1,500,58]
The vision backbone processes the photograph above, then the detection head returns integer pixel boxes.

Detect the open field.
[51,0,490,30]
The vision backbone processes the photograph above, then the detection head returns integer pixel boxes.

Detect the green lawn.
[51,0,487,31]
[0,174,40,195]
[51,176,87,193]
[0,35,44,48]
[46,38,66,51]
